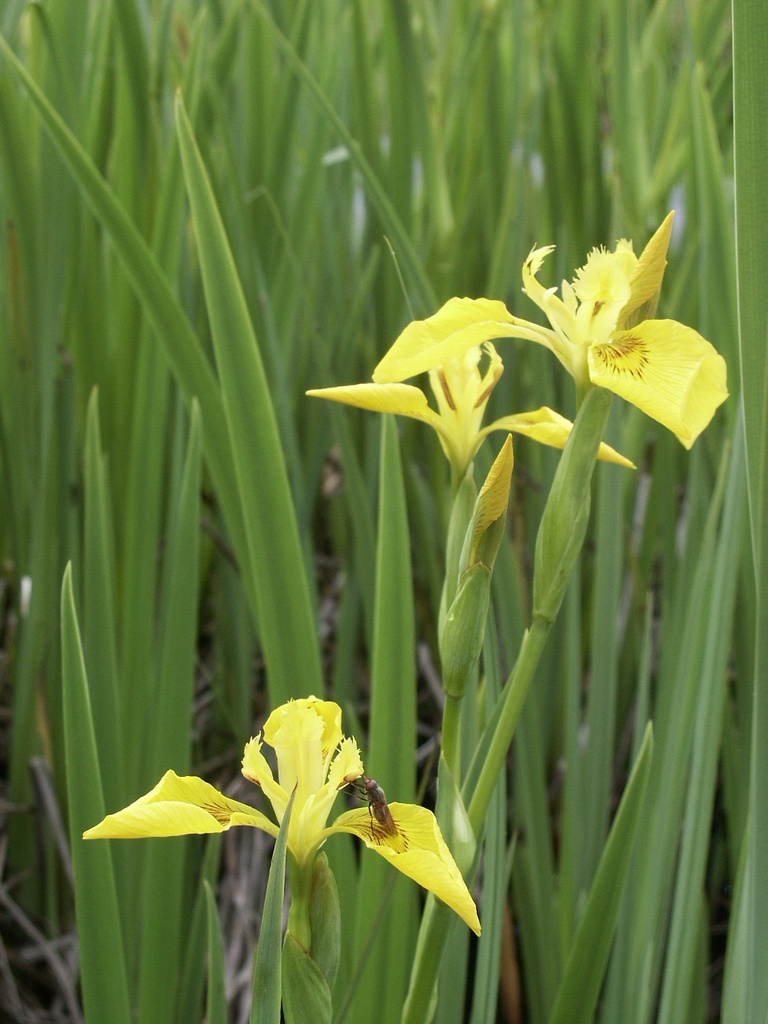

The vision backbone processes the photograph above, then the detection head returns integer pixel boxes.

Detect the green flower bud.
[308,853,341,987]
[465,435,514,569]
[533,387,612,622]
[282,932,333,1024]
[440,563,492,700]
[440,438,513,700]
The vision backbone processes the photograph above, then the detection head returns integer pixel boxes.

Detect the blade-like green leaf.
[136,401,202,1024]
[548,723,654,1024]
[251,2,437,318]
[0,32,254,656]
[174,92,321,708]
[204,880,228,1024]
[251,790,294,1024]
[350,414,417,1022]
[82,389,123,808]
[724,1,768,1021]
[60,563,132,1024]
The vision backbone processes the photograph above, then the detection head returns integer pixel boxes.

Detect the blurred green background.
[0,0,759,1021]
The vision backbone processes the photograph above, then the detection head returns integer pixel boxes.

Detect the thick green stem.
[402,387,615,1023]
[441,695,462,774]
[467,615,551,832]
[286,855,313,953]
[401,897,454,1024]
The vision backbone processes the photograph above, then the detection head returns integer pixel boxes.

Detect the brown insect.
[349,774,398,837]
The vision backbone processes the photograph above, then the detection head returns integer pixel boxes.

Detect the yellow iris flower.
[84,697,480,935]
[308,334,631,479]
[508,211,728,447]
[348,212,729,452]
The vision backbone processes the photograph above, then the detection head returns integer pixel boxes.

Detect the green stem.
[437,473,478,781]
[401,897,454,1024]
[286,855,313,953]
[467,615,551,832]
[402,388,615,1023]
[441,695,462,775]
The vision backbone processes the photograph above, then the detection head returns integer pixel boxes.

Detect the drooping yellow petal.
[619,212,674,328]
[327,804,481,935]
[307,382,442,429]
[372,297,517,384]
[479,407,635,467]
[83,770,276,840]
[587,319,728,448]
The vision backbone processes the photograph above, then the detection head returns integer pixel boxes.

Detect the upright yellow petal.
[587,319,728,447]
[327,804,481,935]
[372,297,516,383]
[521,245,557,312]
[263,697,342,760]
[327,737,365,791]
[619,212,674,328]
[83,770,275,839]
[267,700,326,798]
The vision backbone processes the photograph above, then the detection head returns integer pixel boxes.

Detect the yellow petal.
[327,737,365,791]
[83,770,276,839]
[307,382,442,430]
[328,804,481,935]
[372,298,516,384]
[620,212,674,328]
[481,407,635,467]
[521,245,557,312]
[267,700,327,798]
[587,320,728,448]
[263,697,342,761]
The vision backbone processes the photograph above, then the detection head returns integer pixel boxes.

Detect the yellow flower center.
[590,333,650,381]
[241,698,363,864]
[428,343,503,473]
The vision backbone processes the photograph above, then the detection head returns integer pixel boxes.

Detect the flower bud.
[440,438,513,699]
[533,387,612,622]
[309,853,341,987]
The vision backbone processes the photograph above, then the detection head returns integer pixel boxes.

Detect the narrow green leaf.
[724,1,768,1020]
[252,790,295,1024]
[251,2,437,317]
[60,563,132,1024]
[82,388,123,808]
[204,880,228,1024]
[580,450,629,885]
[137,402,202,1024]
[177,838,223,1024]
[0,33,255,649]
[547,723,654,1024]
[350,415,417,1022]
[657,431,746,1024]
[174,92,321,708]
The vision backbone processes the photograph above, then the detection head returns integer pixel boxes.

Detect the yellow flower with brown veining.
[330,214,727,454]
[309,328,631,482]
[509,212,728,447]
[84,697,480,934]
